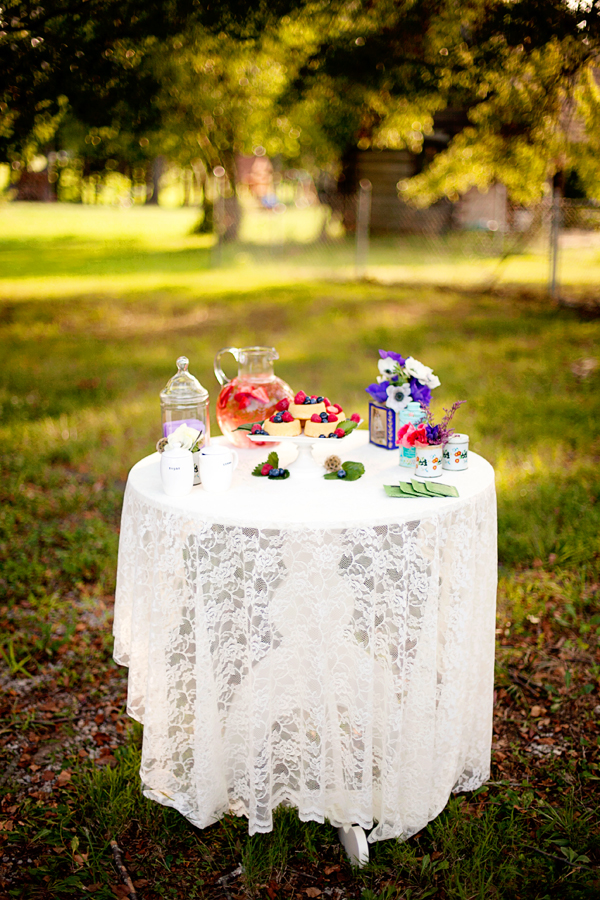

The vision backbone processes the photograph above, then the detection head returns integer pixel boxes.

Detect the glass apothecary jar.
[160,356,210,443]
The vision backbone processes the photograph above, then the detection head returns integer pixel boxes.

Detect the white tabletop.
[126,431,494,530]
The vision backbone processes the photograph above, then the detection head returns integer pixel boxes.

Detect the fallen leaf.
[56,769,72,787]
[305,889,321,898]
[530,706,547,718]
[42,770,55,782]
[95,755,117,768]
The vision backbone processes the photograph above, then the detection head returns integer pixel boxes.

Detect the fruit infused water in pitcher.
[214,346,294,448]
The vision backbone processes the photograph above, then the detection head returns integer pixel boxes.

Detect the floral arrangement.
[398,401,465,447]
[157,423,205,454]
[366,350,441,412]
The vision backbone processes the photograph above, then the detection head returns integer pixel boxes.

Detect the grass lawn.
[0,203,599,899]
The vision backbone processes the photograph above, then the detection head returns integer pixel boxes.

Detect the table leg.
[337,824,369,867]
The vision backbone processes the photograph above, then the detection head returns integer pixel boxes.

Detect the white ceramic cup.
[414,443,443,478]
[160,445,194,497]
[443,434,469,471]
[199,445,239,492]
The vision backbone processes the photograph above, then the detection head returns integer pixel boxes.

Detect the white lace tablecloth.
[114,432,497,843]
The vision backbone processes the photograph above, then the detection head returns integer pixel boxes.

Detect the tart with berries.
[288,391,327,420]
[304,410,345,438]
[262,398,302,436]
[325,403,344,423]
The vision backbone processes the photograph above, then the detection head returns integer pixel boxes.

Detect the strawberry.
[281,412,294,422]
[333,404,343,413]
[261,463,273,476]
[276,398,290,411]
[323,397,331,407]
[294,391,306,404]
[334,428,345,438]
[310,413,321,423]
[327,414,338,423]
[351,413,361,423]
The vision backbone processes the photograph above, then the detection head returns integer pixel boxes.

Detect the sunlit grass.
[1,203,599,304]
[0,203,599,899]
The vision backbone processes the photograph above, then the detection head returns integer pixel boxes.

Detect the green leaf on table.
[252,451,280,477]
[342,461,365,480]
[236,421,263,432]
[336,418,360,436]
[324,460,365,481]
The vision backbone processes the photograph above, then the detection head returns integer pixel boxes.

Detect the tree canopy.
[3,0,600,204]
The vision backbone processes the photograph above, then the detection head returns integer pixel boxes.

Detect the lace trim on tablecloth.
[114,482,497,842]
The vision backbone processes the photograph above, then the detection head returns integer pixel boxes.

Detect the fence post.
[212,166,226,268]
[355,179,372,278]
[549,185,561,301]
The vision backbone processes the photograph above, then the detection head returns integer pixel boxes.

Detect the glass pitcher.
[214,346,293,448]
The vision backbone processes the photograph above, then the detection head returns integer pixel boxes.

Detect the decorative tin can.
[398,401,426,468]
[415,444,443,478]
[369,402,397,449]
[443,433,469,471]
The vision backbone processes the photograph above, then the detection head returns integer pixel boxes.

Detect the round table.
[113,432,497,845]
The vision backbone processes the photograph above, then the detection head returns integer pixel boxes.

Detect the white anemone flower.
[378,356,402,381]
[386,382,412,412]
[403,356,441,389]
[166,423,201,451]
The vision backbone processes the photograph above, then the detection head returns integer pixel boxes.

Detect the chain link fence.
[210,173,600,300]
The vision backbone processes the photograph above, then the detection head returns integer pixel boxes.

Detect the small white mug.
[199,445,239,492]
[160,445,194,497]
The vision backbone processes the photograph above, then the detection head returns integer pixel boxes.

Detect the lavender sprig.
[424,400,466,444]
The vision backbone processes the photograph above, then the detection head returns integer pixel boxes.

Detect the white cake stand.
[248,428,362,477]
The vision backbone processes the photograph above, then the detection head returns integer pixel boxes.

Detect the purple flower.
[379,349,405,367]
[409,378,431,406]
[425,424,441,444]
[366,381,390,404]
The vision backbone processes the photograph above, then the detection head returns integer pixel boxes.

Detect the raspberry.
[281,411,294,422]
[327,414,337,423]
[261,463,273,476]
[310,413,321,423]
[334,428,345,438]
[276,398,290,411]
[269,414,278,422]
[351,413,361,423]
[294,391,306,404]
[251,423,262,434]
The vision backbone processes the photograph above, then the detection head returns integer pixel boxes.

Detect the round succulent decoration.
[324,455,342,473]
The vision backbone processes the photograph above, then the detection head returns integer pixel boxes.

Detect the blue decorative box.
[369,402,398,449]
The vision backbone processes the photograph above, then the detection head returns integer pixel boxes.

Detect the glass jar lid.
[160,356,209,406]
